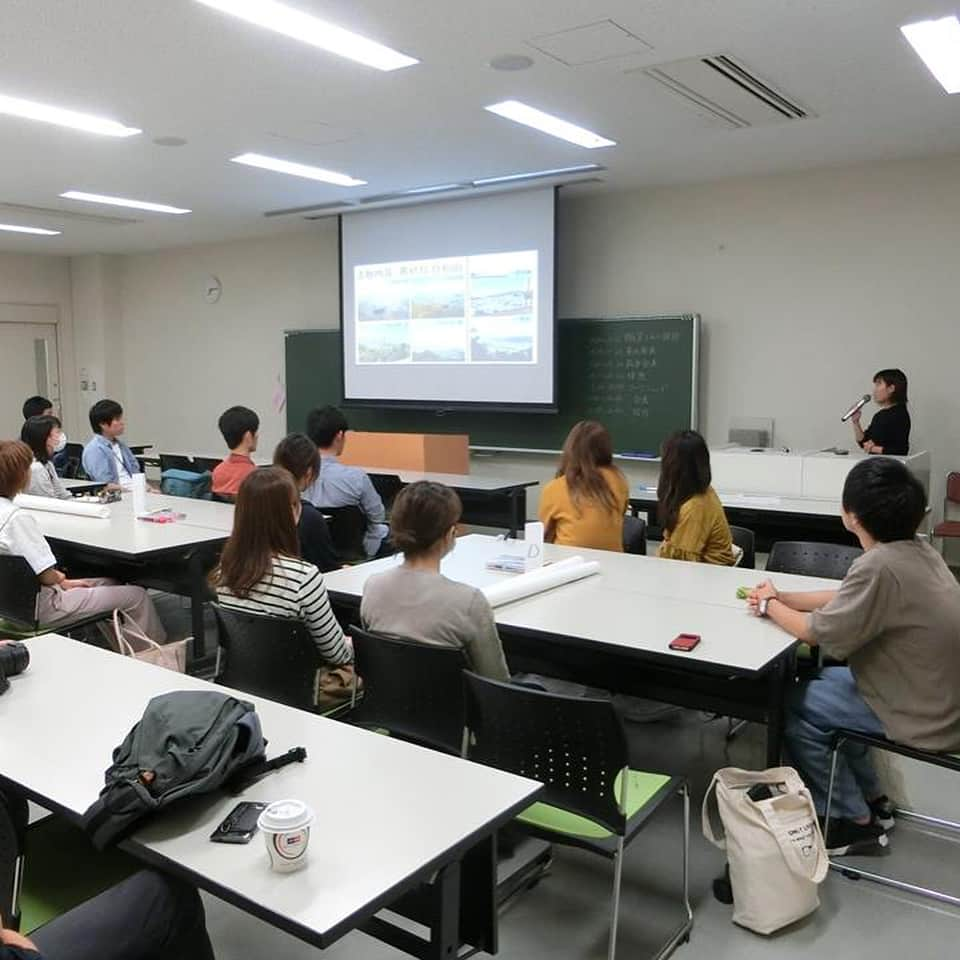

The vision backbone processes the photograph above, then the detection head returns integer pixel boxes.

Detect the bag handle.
[755,789,829,883]
[701,771,727,849]
[113,609,163,658]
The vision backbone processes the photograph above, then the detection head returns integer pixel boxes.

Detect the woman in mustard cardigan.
[657,430,736,565]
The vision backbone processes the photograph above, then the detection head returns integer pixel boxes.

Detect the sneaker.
[868,795,896,831]
[824,818,889,856]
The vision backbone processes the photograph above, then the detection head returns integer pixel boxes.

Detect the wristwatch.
[758,598,770,617]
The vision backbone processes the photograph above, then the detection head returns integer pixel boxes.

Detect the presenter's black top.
[861,403,911,455]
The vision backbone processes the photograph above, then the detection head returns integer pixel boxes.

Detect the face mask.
[53,431,68,453]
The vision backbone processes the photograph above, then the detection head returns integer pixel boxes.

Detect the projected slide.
[355,251,537,365]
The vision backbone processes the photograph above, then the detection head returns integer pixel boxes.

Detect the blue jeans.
[785,667,886,820]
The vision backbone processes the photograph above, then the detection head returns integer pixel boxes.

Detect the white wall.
[117,224,340,457]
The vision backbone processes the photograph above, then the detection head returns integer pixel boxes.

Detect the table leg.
[765,653,791,766]
[508,488,526,538]
[427,860,461,960]
[188,553,207,662]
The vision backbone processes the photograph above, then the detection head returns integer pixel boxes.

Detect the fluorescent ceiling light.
[404,183,467,194]
[0,223,61,236]
[473,163,603,186]
[484,100,615,148]
[901,16,960,93]
[0,93,140,137]
[195,0,418,71]
[230,152,366,186]
[60,191,191,214]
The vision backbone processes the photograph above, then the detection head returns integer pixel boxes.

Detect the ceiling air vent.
[637,54,810,128]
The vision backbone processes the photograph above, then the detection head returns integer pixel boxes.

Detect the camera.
[0,642,30,695]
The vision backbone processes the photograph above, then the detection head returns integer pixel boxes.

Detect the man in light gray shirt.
[304,406,389,558]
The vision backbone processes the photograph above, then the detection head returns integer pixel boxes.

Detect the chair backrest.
[947,472,960,506]
[463,671,629,836]
[62,442,84,480]
[349,626,469,754]
[370,474,405,510]
[192,456,222,474]
[321,505,368,561]
[622,516,647,555]
[0,556,39,629]
[729,525,756,570]
[766,541,863,579]
[159,454,195,473]
[213,606,321,711]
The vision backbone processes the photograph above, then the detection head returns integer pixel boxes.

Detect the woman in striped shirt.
[214,466,351,669]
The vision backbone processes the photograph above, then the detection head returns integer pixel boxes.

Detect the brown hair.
[390,481,462,557]
[556,421,623,514]
[273,433,318,487]
[213,467,301,597]
[657,430,712,534]
[0,440,33,499]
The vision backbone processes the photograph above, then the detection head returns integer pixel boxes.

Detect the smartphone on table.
[669,633,701,652]
[210,801,269,844]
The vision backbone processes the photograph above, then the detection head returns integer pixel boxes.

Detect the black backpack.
[83,690,269,849]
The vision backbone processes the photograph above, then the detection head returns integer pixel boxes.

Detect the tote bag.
[702,766,828,934]
[111,609,188,673]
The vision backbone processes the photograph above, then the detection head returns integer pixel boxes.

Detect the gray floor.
[201,710,960,959]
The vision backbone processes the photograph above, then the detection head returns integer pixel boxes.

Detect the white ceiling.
[0,0,958,255]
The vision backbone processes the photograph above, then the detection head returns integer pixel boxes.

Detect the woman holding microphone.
[850,369,911,455]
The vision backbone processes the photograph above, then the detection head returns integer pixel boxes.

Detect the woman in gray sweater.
[360,481,510,680]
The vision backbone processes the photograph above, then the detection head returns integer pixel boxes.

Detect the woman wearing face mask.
[360,481,510,681]
[20,416,71,499]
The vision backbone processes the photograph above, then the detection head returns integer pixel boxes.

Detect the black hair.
[22,396,52,420]
[218,406,260,449]
[657,430,712,533]
[306,406,348,449]
[273,433,318,484]
[20,415,62,464]
[874,368,908,404]
[89,399,123,434]
[842,457,926,542]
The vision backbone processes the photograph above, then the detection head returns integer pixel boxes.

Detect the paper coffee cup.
[258,799,315,873]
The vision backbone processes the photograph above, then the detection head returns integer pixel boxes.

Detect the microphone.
[841,394,870,422]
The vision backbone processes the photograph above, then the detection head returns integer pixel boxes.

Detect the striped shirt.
[217,555,350,665]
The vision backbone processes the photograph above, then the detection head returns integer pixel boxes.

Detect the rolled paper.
[14,493,110,520]
[482,559,600,608]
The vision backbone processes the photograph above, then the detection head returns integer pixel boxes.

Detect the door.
[0,312,61,438]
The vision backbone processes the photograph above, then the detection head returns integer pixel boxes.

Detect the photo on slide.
[357,320,411,364]
[469,251,536,318]
[357,275,411,324]
[411,317,467,362]
[469,314,536,363]
[409,272,465,320]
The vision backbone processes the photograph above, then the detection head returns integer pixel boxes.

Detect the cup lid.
[257,799,314,833]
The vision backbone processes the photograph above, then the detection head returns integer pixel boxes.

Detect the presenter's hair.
[390,481,462,557]
[306,406,349,448]
[842,458,926,542]
[557,421,623,514]
[657,430,712,534]
[873,368,908,403]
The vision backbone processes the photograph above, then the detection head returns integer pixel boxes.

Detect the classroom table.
[0,636,540,958]
[325,535,840,764]
[630,487,855,550]
[26,492,234,660]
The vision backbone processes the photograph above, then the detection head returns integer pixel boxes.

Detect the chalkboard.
[285,315,699,454]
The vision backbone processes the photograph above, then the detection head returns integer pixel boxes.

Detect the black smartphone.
[210,801,269,844]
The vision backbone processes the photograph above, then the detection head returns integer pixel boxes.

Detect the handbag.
[111,609,188,674]
[315,663,361,709]
[703,766,828,934]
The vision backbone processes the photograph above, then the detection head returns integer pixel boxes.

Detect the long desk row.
[325,535,838,765]
[0,636,540,958]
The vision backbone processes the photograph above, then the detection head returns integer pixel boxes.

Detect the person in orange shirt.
[538,421,629,552]
[211,406,259,498]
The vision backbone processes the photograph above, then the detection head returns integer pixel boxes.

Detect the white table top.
[2,636,540,947]
[28,492,232,557]
[326,535,838,674]
[631,486,843,518]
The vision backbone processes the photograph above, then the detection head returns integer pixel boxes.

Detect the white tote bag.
[110,609,187,673]
[702,766,828,934]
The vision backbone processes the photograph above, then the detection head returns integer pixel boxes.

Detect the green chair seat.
[517,769,671,840]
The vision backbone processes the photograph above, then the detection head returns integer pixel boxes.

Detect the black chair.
[348,626,468,754]
[370,474,405,511]
[0,556,113,639]
[766,541,862,579]
[0,791,27,932]
[463,672,692,960]
[321,505,368,562]
[61,442,85,480]
[729,525,756,569]
[159,454,194,473]
[622,516,647,556]
[192,456,222,474]
[213,606,344,715]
